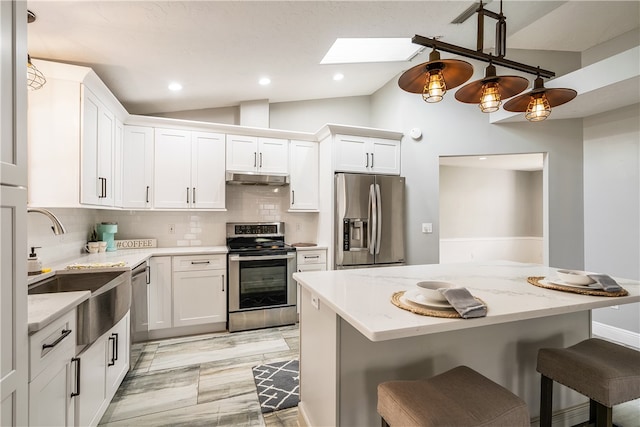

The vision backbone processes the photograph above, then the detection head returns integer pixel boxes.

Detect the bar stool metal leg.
[540,374,553,427]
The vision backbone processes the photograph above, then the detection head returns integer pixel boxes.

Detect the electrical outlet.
[421,223,433,233]
[610,305,619,310]
[169,224,175,234]
[311,294,320,310]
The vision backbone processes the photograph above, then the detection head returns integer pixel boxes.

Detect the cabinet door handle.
[371,153,374,168]
[113,332,119,361]
[254,152,257,167]
[190,260,210,265]
[365,153,369,168]
[192,188,196,205]
[259,152,263,168]
[97,177,104,198]
[42,328,72,350]
[103,178,107,198]
[292,190,295,205]
[70,357,81,397]
[186,187,190,204]
[146,265,151,284]
[146,186,150,203]
[108,335,116,366]
[222,274,225,292]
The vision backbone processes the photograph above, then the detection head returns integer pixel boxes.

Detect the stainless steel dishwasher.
[130,260,150,366]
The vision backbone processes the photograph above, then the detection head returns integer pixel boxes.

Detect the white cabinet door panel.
[191,132,225,209]
[149,257,173,330]
[258,137,288,174]
[334,135,369,173]
[123,126,154,208]
[370,138,400,175]
[173,269,226,327]
[226,134,258,172]
[289,140,319,211]
[154,128,191,208]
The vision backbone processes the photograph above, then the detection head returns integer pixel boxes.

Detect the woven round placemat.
[527,276,628,297]
[391,291,484,318]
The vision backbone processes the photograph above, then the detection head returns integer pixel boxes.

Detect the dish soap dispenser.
[27,246,42,276]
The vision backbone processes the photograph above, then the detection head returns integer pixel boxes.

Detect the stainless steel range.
[226,222,297,332]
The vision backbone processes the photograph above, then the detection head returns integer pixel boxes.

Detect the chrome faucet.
[27,208,67,235]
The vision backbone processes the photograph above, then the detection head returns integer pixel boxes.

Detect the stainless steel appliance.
[335,173,405,268]
[227,222,297,332]
[130,260,150,343]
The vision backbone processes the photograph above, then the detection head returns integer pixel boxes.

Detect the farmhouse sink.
[29,270,131,345]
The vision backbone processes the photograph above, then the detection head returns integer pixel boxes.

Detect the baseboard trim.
[297,402,311,427]
[592,321,640,349]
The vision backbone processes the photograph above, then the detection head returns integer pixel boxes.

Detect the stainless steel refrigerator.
[335,173,405,268]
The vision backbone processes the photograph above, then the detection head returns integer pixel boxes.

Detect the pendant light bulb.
[525,94,551,122]
[422,69,446,103]
[478,81,501,113]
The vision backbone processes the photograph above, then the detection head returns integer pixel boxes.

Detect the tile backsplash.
[27,185,318,266]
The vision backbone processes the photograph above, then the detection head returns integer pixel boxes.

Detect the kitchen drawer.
[29,309,76,381]
[172,254,226,272]
[296,250,326,266]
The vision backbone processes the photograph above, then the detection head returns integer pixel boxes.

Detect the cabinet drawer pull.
[146,186,150,203]
[304,255,320,259]
[108,334,116,366]
[190,260,211,265]
[42,328,72,350]
[70,357,81,397]
[254,152,257,167]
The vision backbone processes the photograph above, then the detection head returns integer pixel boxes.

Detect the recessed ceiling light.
[321,38,424,64]
[168,82,182,91]
[333,73,344,81]
[259,77,271,86]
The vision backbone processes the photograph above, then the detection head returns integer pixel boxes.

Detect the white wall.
[584,103,640,334]
[269,96,371,133]
[370,74,584,268]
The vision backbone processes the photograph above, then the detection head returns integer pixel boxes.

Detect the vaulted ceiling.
[27,1,639,115]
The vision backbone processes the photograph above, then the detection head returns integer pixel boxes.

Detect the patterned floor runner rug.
[252,359,299,413]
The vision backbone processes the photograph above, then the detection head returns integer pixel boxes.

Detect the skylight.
[321,38,424,64]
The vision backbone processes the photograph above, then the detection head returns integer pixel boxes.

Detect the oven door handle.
[228,253,295,262]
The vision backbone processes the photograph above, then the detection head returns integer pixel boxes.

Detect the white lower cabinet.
[296,249,327,315]
[28,310,77,427]
[173,255,226,328]
[75,312,129,427]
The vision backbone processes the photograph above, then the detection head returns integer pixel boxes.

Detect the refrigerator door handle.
[375,183,382,255]
[369,183,377,255]
[336,174,346,265]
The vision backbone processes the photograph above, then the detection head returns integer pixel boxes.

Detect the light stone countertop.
[293,260,640,342]
[28,291,91,333]
[27,246,228,333]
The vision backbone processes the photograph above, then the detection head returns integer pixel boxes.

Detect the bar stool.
[377,365,530,426]
[537,338,640,427]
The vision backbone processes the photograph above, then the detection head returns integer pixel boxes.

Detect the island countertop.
[293,261,640,342]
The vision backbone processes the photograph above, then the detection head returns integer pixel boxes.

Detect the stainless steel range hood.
[225,172,290,186]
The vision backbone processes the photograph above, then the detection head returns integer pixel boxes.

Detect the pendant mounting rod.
[411,34,555,79]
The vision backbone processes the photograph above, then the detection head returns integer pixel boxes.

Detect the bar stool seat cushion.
[377,366,529,427]
[537,338,640,407]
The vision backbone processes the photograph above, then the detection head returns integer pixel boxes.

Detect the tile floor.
[99,325,639,427]
[98,325,299,427]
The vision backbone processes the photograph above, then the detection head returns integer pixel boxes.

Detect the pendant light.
[398,48,473,103]
[26,10,46,91]
[503,75,577,122]
[454,63,528,113]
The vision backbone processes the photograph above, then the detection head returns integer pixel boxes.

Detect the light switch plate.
[421,223,433,233]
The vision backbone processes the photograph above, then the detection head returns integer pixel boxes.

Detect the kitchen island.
[293,261,640,427]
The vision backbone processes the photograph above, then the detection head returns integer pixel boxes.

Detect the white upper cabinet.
[122,126,154,209]
[334,134,400,175]
[226,135,288,174]
[289,140,319,211]
[81,86,116,206]
[154,128,225,209]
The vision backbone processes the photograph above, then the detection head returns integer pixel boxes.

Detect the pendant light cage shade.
[525,95,551,121]
[423,70,446,103]
[478,81,502,112]
[399,49,473,103]
[27,55,46,91]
